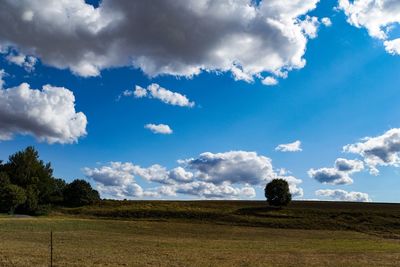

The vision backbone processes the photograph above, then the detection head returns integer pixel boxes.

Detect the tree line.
[0,146,292,215]
[0,147,100,215]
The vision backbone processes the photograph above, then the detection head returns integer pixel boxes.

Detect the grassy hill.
[56,200,400,238]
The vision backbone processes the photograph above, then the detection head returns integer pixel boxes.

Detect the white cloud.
[6,52,37,72]
[123,84,195,108]
[339,0,400,39]
[261,76,278,86]
[308,158,364,185]
[133,86,148,98]
[6,53,25,65]
[0,0,322,81]
[300,15,320,38]
[315,189,371,202]
[84,150,303,199]
[343,128,400,175]
[145,123,173,135]
[96,183,159,199]
[83,162,135,186]
[174,181,256,199]
[84,162,171,185]
[182,151,276,185]
[275,140,302,152]
[321,17,332,27]
[339,0,400,55]
[231,65,254,82]
[168,167,194,183]
[0,75,87,144]
[384,38,400,55]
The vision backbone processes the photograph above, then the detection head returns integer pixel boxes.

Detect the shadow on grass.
[234,206,300,219]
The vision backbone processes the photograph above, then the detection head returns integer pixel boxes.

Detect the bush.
[63,179,100,207]
[264,179,291,207]
[34,204,52,216]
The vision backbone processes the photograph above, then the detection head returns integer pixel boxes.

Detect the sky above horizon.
[1,0,400,202]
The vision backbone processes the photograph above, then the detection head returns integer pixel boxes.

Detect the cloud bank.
[84,150,303,199]
[0,0,323,82]
[315,189,371,202]
[0,71,87,143]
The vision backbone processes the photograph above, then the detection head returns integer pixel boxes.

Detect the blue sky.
[1,0,400,202]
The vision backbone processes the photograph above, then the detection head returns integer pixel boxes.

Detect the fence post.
[50,231,53,267]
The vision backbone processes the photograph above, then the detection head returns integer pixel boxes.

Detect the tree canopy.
[264,179,292,207]
[63,179,100,207]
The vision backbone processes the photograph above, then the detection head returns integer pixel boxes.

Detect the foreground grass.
[0,216,400,267]
[1,200,400,266]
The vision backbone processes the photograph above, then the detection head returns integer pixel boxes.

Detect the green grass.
[1,200,400,266]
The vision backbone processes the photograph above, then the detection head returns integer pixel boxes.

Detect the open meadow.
[1,200,400,266]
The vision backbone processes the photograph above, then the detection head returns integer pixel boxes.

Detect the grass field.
[1,200,400,266]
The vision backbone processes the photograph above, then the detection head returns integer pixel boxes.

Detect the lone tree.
[264,179,291,207]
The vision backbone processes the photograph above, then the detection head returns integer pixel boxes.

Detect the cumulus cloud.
[321,17,332,27]
[145,124,173,135]
[5,52,37,72]
[174,181,256,199]
[308,158,364,185]
[182,151,304,197]
[275,140,302,152]
[261,76,278,86]
[84,162,171,185]
[384,38,400,55]
[0,0,322,81]
[0,74,87,143]
[343,128,400,175]
[334,158,364,172]
[83,162,171,198]
[96,183,159,199]
[122,84,195,107]
[339,0,400,55]
[315,189,371,202]
[300,15,320,38]
[182,151,274,185]
[168,167,194,183]
[84,150,303,199]
[308,168,353,185]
